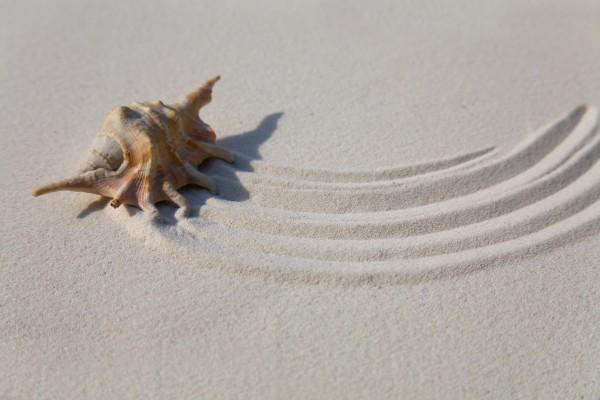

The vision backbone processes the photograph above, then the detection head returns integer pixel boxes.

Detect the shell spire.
[177,75,221,116]
[33,77,234,218]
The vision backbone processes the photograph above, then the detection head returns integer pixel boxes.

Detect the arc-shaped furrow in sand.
[202,145,499,190]
[217,145,497,183]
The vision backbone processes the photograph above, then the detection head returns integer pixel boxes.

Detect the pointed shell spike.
[33,169,110,197]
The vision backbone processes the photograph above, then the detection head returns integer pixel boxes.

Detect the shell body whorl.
[33,76,234,217]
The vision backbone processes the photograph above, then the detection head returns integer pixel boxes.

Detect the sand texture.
[2,0,600,399]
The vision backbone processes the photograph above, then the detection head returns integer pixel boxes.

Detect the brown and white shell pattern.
[33,76,234,218]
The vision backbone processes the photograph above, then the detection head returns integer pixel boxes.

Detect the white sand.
[2,0,600,398]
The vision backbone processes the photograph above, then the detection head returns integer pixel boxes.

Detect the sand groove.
[114,105,600,283]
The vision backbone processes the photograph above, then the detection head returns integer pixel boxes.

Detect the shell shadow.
[77,197,110,218]
[217,112,284,167]
[82,112,283,223]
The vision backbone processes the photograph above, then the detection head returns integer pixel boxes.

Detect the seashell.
[33,76,234,218]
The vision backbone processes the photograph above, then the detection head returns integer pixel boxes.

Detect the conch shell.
[33,76,234,217]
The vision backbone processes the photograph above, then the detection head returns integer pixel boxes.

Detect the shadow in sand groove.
[78,112,284,221]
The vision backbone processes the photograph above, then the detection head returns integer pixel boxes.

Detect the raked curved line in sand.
[207,145,491,194]
[221,145,497,183]
[109,105,600,284]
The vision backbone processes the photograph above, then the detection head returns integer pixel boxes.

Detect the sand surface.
[2,0,600,398]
